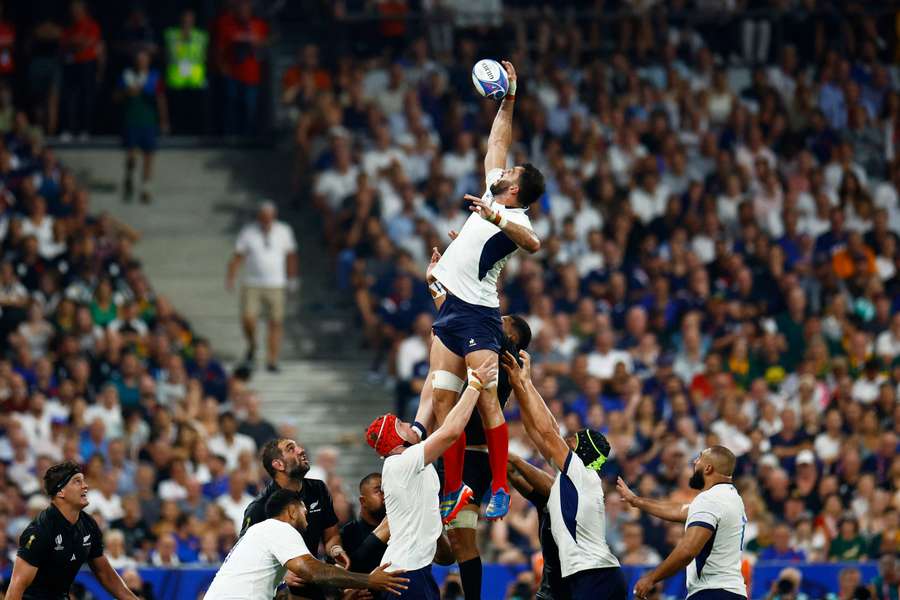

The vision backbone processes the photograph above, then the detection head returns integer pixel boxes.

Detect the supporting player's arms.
[633,525,713,598]
[323,525,351,569]
[616,478,689,523]
[89,555,140,599]
[424,360,496,465]
[287,556,408,595]
[5,556,39,600]
[501,351,570,470]
[508,452,555,500]
[483,61,517,173]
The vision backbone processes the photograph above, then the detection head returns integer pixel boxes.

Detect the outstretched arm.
[508,452,555,499]
[501,351,569,469]
[633,526,713,599]
[616,478,689,523]
[484,61,517,173]
[466,194,541,253]
[287,556,407,595]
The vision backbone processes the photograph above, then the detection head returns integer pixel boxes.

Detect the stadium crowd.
[296,1,900,593]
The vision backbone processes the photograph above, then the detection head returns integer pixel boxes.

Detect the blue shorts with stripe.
[378,565,439,600]
[432,294,503,357]
[565,567,627,600]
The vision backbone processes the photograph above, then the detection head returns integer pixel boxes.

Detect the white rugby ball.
[471,59,509,100]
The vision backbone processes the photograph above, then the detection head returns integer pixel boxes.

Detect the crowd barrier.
[3,561,879,599]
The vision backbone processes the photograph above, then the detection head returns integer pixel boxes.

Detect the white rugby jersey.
[685,483,748,599]
[381,443,443,572]
[548,451,620,578]
[431,168,534,308]
[205,518,310,600]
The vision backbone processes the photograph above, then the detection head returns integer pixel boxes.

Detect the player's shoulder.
[79,510,102,531]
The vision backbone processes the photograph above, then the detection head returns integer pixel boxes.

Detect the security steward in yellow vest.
[164,9,208,134]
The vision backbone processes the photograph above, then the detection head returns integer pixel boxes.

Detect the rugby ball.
[472,59,509,100]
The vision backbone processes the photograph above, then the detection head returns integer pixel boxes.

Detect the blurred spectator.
[760,522,807,561]
[208,412,255,471]
[215,0,269,135]
[828,517,869,562]
[164,9,209,135]
[620,521,662,566]
[216,469,252,532]
[119,49,169,203]
[60,0,103,140]
[225,201,298,372]
[237,393,277,449]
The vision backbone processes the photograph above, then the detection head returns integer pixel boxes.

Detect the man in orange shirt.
[832,231,875,279]
[60,0,103,140]
[216,0,269,135]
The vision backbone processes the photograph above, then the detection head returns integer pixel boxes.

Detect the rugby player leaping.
[427,60,544,522]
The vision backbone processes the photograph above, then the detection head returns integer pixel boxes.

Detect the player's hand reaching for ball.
[501,60,516,83]
[616,477,637,505]
[368,563,408,595]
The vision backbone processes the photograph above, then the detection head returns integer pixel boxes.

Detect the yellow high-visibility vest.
[165,27,208,89]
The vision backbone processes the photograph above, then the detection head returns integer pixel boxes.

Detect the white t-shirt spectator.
[84,404,124,439]
[396,335,427,382]
[875,329,900,360]
[209,433,257,470]
[158,479,189,502]
[814,432,842,464]
[204,519,311,600]
[107,317,149,337]
[629,184,669,224]
[314,165,359,211]
[218,490,256,533]
[86,490,124,521]
[20,215,56,259]
[710,420,752,457]
[235,222,298,289]
[586,349,632,380]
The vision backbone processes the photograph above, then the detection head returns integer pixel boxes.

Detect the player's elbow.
[524,237,541,254]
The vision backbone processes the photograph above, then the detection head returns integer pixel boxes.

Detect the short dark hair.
[516,163,544,207]
[219,411,237,424]
[508,315,532,351]
[359,472,381,493]
[261,438,287,479]
[265,488,302,519]
[44,461,81,496]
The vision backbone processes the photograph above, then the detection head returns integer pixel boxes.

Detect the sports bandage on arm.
[412,421,428,440]
[486,208,508,229]
[429,280,447,300]
[507,79,516,98]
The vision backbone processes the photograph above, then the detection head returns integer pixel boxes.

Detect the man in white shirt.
[205,488,407,600]
[208,412,257,470]
[620,446,747,600]
[365,358,495,599]
[586,329,632,381]
[226,201,298,372]
[501,350,625,600]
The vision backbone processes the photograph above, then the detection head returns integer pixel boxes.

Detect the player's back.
[381,443,442,572]
[548,452,620,578]
[685,483,747,599]
[205,519,309,600]
[432,168,532,308]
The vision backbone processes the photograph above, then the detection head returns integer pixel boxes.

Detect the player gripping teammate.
[426,60,545,523]
[618,446,748,600]
[501,351,626,600]
[365,358,496,599]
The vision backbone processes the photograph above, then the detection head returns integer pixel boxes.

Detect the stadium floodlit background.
[2,0,900,598]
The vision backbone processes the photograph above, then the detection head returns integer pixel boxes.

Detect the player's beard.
[490,178,512,196]
[288,460,310,481]
[688,468,705,490]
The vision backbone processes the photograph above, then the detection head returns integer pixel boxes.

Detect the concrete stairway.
[56,147,387,486]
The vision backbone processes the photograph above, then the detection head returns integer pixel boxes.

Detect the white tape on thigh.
[447,507,479,530]
[432,370,465,393]
[467,367,498,390]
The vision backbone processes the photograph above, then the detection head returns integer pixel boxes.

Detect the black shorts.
[565,567,626,600]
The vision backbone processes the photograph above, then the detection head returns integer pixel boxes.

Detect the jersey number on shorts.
[478,232,517,280]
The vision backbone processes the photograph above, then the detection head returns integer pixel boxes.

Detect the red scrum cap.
[366,414,408,457]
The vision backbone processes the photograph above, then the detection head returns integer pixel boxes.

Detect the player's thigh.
[240,286,261,320]
[446,511,479,561]
[430,334,467,420]
[464,348,498,373]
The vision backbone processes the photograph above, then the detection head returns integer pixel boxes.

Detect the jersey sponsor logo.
[54,534,64,551]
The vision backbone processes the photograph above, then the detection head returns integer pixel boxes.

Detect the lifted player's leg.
[464,349,509,519]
